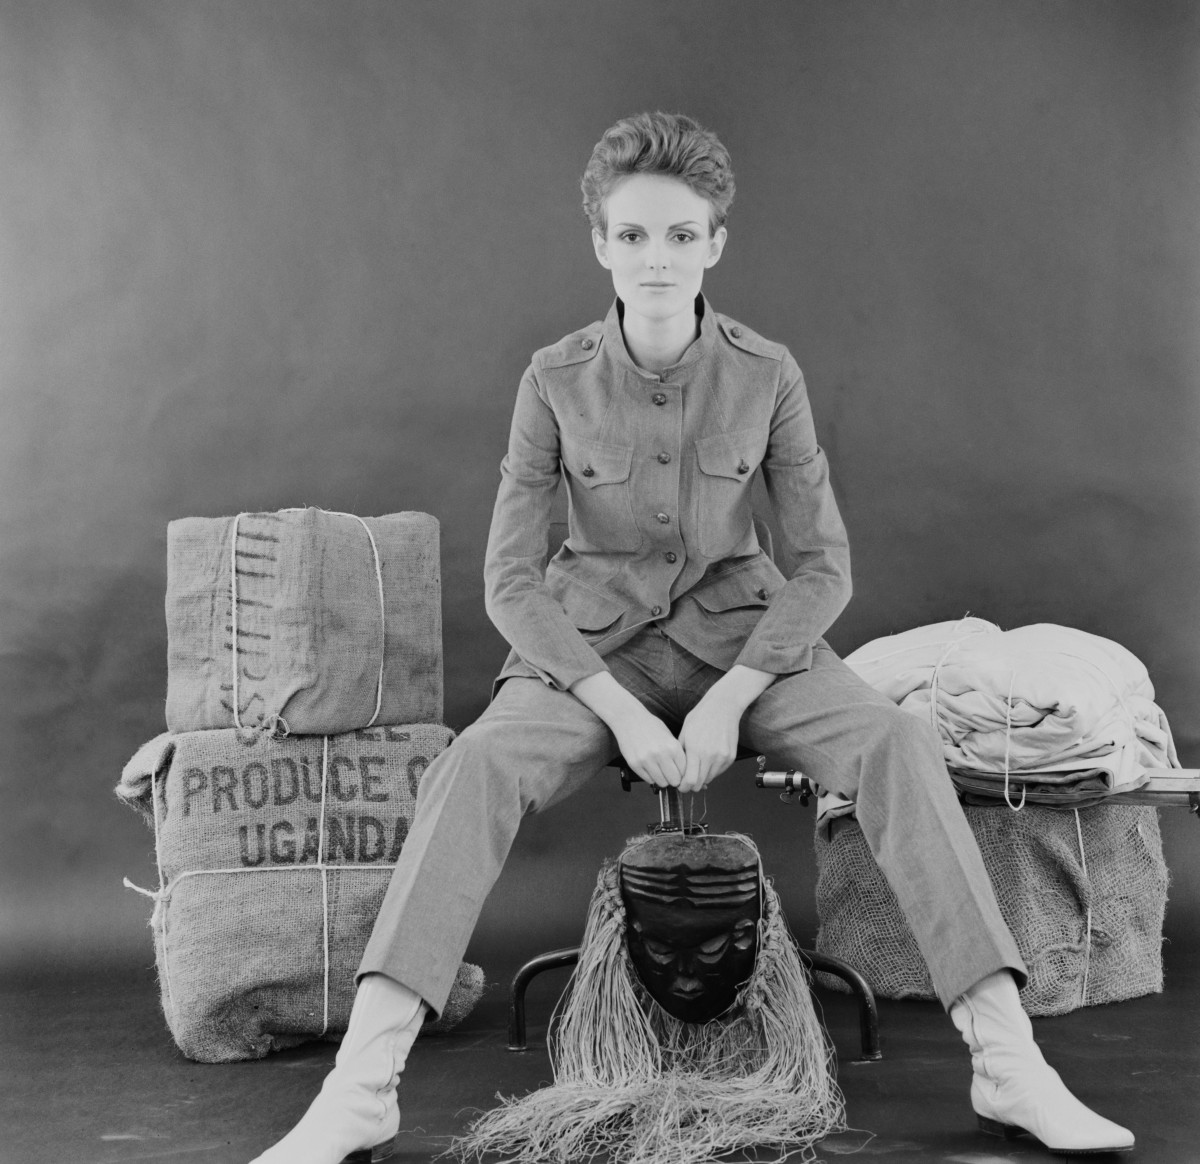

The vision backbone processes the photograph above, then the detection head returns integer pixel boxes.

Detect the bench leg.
[801,948,883,1062]
[507,947,580,1051]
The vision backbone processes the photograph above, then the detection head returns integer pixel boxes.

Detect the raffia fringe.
[452,835,844,1164]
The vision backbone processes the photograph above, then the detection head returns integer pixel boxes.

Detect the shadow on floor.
[2,943,1197,1164]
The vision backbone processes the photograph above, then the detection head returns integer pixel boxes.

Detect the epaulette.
[716,314,786,361]
[535,323,604,370]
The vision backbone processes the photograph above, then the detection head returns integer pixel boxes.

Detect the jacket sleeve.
[732,354,852,675]
[483,365,611,690]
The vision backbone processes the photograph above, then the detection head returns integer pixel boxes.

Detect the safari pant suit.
[360,297,1026,1014]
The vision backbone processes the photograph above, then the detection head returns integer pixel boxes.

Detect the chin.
[658,991,740,1025]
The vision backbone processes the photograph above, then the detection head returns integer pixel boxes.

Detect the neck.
[620,306,700,373]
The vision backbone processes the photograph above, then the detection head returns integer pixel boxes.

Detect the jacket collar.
[603,294,716,379]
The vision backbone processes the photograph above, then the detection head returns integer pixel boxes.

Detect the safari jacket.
[484,296,852,693]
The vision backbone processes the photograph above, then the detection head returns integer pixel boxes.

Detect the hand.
[676,693,742,794]
[610,705,687,789]
[675,665,778,794]
[569,670,687,788]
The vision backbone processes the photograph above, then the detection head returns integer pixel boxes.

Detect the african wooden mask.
[618,831,762,1024]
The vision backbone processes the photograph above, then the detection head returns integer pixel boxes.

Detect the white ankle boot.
[950,971,1134,1156]
[249,974,426,1164]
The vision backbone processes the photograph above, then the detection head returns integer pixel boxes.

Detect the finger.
[632,756,667,788]
[669,741,690,787]
[678,746,702,794]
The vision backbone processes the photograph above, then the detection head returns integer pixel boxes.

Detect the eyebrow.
[613,220,704,230]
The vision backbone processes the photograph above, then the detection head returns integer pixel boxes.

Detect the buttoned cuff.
[732,639,814,677]
[494,645,610,696]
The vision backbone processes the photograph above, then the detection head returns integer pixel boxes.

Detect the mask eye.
[640,939,676,965]
[695,934,731,964]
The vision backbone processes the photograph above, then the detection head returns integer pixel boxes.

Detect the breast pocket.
[561,435,642,552]
[694,429,766,558]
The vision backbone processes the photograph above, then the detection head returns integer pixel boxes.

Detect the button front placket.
[640,378,684,620]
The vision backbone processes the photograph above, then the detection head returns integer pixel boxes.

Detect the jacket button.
[737,459,750,474]
[652,392,667,406]
[582,465,595,477]
[651,605,662,617]
[581,337,594,349]
[655,512,671,524]
[756,587,768,600]
[730,326,742,338]
[664,551,677,563]
[657,451,671,464]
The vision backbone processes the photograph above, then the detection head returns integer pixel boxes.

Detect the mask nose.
[671,974,704,998]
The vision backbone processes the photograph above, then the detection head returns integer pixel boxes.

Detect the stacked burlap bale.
[121,509,483,1062]
[166,508,443,734]
[814,804,1168,1015]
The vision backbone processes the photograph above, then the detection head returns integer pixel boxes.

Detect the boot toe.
[973,1076,1134,1155]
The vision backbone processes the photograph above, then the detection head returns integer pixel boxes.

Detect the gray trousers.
[359,624,1026,1013]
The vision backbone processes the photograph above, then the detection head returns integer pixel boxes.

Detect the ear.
[592,228,611,270]
[704,225,728,269]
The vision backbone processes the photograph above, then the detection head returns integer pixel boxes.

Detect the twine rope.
[1002,669,1026,812]
[317,735,331,1034]
[926,614,976,735]
[1073,808,1093,1006]
[229,508,387,733]
[123,732,397,1038]
[926,619,1029,811]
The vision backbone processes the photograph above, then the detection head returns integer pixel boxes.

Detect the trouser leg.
[358,676,617,1018]
[741,642,1025,1007]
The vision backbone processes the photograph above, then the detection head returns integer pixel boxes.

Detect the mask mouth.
[618,831,763,1024]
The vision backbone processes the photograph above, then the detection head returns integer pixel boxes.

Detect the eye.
[617,230,642,244]
[671,231,696,243]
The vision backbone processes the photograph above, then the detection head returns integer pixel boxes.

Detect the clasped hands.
[570,664,777,795]
[613,700,736,794]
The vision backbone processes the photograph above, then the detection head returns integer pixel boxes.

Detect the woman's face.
[592,174,726,327]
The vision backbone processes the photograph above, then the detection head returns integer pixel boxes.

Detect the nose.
[645,244,670,271]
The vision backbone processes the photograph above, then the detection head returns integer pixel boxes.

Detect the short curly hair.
[581,111,735,236]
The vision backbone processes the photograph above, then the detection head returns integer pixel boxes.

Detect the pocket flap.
[546,567,625,632]
[695,430,763,481]
[562,435,634,487]
[690,563,779,613]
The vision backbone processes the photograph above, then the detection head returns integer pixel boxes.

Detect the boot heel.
[342,1142,396,1164]
[978,1115,1024,1140]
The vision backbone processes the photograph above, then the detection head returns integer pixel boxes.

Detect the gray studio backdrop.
[2,0,1198,977]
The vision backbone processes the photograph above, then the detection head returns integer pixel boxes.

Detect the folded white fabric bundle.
[844,618,1178,793]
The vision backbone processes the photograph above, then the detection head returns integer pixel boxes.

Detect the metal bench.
[507,753,884,1063]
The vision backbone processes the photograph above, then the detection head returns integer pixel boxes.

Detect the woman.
[251,112,1134,1163]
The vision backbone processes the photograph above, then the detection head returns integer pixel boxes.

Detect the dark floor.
[2,946,1198,1164]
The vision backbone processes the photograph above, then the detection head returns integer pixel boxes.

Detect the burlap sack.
[166,509,442,735]
[814,805,1168,1015]
[118,724,485,1063]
